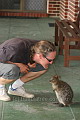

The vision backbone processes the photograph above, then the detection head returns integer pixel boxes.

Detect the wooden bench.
[55,8,80,67]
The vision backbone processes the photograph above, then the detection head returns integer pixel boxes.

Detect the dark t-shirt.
[0,38,37,64]
[0,38,46,72]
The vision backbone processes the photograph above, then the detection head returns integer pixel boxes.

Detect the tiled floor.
[0,17,80,120]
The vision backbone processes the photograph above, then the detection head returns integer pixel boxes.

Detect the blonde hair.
[30,40,56,63]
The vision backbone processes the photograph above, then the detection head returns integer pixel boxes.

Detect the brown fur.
[50,75,73,107]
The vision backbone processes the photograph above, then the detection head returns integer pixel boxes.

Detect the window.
[0,0,47,13]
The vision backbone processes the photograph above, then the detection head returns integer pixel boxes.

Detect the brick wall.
[59,0,79,21]
[48,0,79,21]
[0,12,48,18]
[68,0,79,21]
[60,0,68,19]
[47,0,60,17]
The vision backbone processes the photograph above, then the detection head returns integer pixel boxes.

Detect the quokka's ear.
[50,75,61,81]
[54,75,58,78]
[53,75,61,80]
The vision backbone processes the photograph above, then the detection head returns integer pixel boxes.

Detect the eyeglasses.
[44,56,54,62]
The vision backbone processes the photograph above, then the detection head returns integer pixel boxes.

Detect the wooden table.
[55,19,80,67]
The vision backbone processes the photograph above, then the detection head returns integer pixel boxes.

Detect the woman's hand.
[14,63,29,73]
[17,63,36,73]
[28,63,36,68]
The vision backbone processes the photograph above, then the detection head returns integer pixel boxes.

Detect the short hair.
[30,40,56,63]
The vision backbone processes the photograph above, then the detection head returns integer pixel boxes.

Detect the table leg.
[59,30,64,55]
[64,38,70,67]
[55,23,58,46]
